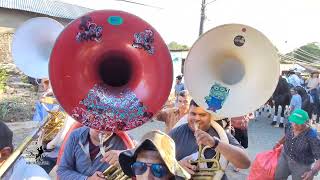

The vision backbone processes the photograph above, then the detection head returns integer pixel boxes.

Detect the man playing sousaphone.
[57,127,130,180]
[169,100,250,179]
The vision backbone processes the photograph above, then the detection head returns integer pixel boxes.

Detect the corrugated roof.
[0,0,93,20]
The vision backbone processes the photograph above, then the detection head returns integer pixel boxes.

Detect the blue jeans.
[310,89,320,122]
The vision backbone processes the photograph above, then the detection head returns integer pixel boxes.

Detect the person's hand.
[301,170,315,180]
[194,129,216,148]
[100,150,123,166]
[87,171,104,180]
[178,157,196,175]
[273,142,281,150]
[155,108,179,123]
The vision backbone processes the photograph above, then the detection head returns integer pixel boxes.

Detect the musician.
[57,126,128,180]
[0,121,50,180]
[169,100,250,179]
[118,130,190,180]
[274,109,320,180]
[156,90,190,133]
[32,79,58,122]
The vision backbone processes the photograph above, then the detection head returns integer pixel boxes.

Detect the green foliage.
[0,98,25,120]
[0,68,8,93]
[168,41,189,51]
[20,75,29,84]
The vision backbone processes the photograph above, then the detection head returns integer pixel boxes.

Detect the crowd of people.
[257,69,320,127]
[0,73,319,180]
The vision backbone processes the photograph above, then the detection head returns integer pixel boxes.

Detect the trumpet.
[189,146,222,180]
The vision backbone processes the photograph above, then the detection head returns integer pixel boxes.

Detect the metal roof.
[0,0,93,20]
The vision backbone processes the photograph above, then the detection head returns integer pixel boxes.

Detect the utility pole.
[199,0,206,36]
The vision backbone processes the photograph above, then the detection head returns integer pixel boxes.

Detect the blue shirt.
[290,94,302,111]
[174,83,185,95]
[57,127,127,180]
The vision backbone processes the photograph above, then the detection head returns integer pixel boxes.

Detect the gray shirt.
[57,127,127,180]
[169,123,242,180]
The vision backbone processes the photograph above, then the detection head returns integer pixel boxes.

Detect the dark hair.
[176,75,183,80]
[136,140,157,154]
[178,90,188,97]
[189,99,199,108]
[0,121,13,150]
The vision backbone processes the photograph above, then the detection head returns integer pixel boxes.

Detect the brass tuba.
[49,10,173,179]
[184,24,280,179]
[0,17,65,178]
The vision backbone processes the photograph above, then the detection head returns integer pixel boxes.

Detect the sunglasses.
[131,161,168,178]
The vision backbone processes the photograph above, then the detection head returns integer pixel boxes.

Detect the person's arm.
[274,136,285,149]
[195,129,250,169]
[302,130,320,179]
[56,132,88,180]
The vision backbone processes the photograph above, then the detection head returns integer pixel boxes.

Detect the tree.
[167,41,189,51]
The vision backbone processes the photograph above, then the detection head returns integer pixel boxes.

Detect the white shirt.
[2,157,51,180]
[173,114,188,129]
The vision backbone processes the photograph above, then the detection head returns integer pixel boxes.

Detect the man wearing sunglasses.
[118,130,191,180]
[169,100,251,179]
[0,121,50,180]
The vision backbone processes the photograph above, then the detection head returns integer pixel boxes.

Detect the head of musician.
[187,99,212,131]
[177,90,190,114]
[0,121,13,165]
[119,131,190,180]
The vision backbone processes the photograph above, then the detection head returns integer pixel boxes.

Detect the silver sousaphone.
[184,24,280,180]
[12,17,64,78]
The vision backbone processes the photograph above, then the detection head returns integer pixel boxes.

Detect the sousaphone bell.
[184,24,280,179]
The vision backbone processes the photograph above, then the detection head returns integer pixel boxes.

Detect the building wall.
[0,8,71,29]
[0,8,72,64]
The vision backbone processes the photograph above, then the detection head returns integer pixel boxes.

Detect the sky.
[60,0,320,54]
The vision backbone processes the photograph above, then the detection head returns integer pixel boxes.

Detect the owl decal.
[204,83,230,112]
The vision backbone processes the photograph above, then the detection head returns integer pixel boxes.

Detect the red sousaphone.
[49,10,173,132]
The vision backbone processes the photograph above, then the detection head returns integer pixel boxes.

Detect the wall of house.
[0,8,71,64]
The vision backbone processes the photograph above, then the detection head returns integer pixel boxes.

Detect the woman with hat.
[274,109,320,180]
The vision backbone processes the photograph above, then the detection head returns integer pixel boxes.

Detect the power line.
[113,0,164,9]
[206,0,217,5]
[296,48,320,59]
[293,51,320,61]
[279,54,320,66]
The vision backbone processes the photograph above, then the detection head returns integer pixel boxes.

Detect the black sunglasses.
[131,161,168,178]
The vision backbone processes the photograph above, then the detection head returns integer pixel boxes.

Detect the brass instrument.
[184,23,280,179]
[98,133,133,180]
[0,110,63,177]
[189,122,224,180]
[38,97,66,146]
[0,17,65,178]
[103,165,131,180]
[190,145,222,180]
